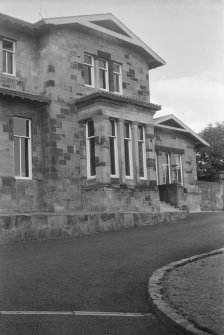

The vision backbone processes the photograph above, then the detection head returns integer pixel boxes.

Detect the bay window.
[138,125,147,179]
[109,119,119,177]
[86,120,96,178]
[124,123,133,178]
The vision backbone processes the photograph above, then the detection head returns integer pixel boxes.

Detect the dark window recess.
[124,139,130,176]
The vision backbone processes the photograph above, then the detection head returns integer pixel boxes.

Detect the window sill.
[84,84,95,88]
[2,72,16,77]
[87,176,96,180]
[14,176,32,180]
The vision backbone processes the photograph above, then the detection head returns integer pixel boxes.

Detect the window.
[138,125,147,179]
[155,152,159,185]
[14,117,32,179]
[99,59,108,91]
[109,120,119,177]
[162,153,171,184]
[3,38,15,75]
[112,63,122,94]
[172,154,183,185]
[83,53,94,87]
[124,123,133,178]
[86,120,96,178]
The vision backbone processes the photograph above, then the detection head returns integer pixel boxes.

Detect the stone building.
[0,13,208,241]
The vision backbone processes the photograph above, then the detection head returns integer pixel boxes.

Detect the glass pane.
[14,117,29,137]
[84,54,92,65]
[88,120,94,137]
[138,142,144,177]
[14,137,20,176]
[90,138,96,176]
[124,123,129,138]
[138,126,143,141]
[84,64,92,85]
[21,138,29,177]
[110,137,116,175]
[177,169,181,183]
[99,59,106,69]
[113,63,120,73]
[3,39,14,51]
[113,73,120,93]
[124,139,130,176]
[110,120,115,136]
[99,69,106,89]
[3,51,6,72]
[162,165,170,184]
[165,153,169,165]
[7,52,13,74]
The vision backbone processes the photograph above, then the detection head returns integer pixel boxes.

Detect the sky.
[1,0,224,132]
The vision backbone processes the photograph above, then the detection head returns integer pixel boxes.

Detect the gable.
[90,19,131,37]
[160,119,185,129]
[154,114,209,147]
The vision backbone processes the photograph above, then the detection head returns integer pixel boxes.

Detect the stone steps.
[160,201,180,212]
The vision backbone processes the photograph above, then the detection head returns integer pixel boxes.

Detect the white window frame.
[176,154,183,185]
[138,125,147,180]
[14,117,32,180]
[109,119,119,178]
[162,152,171,184]
[155,152,159,185]
[99,59,109,91]
[2,38,15,76]
[86,120,96,179]
[112,62,122,94]
[124,122,133,179]
[83,53,94,87]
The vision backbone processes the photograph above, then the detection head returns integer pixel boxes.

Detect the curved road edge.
[148,248,224,335]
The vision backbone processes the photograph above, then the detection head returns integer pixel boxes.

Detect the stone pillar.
[145,124,157,185]
[93,114,111,184]
[131,122,140,184]
[117,118,126,184]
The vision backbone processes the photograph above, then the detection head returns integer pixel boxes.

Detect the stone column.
[93,114,111,184]
[131,122,140,184]
[145,124,157,186]
[117,118,126,184]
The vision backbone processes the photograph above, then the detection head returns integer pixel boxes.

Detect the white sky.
[1,0,224,132]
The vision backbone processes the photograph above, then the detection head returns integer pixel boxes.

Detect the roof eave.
[0,87,50,104]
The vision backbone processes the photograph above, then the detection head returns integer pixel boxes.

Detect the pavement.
[0,212,224,334]
[149,248,224,335]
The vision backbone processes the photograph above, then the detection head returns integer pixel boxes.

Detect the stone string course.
[0,210,187,244]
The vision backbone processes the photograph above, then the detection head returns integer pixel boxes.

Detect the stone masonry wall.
[198,181,224,211]
[0,26,39,94]
[0,97,45,212]
[42,26,150,103]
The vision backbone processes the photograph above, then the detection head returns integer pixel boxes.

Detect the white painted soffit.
[35,13,165,69]
[154,114,209,147]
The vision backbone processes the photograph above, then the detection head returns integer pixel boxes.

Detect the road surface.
[0,212,224,334]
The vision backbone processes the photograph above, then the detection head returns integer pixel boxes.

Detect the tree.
[196,122,224,179]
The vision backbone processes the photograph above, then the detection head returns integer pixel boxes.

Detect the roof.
[154,114,209,147]
[0,87,50,104]
[0,12,165,70]
[75,90,161,112]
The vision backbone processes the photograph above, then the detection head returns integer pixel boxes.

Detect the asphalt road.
[0,212,224,334]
